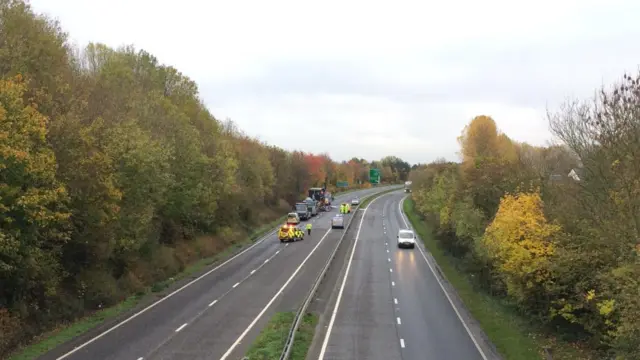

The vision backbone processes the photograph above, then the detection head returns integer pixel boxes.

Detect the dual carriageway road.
[42,187,498,360]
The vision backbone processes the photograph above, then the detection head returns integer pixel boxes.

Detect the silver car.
[331,214,345,229]
[351,197,360,205]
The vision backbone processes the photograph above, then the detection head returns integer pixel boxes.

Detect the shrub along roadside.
[244,312,318,360]
[402,197,594,360]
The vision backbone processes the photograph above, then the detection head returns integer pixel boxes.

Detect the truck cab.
[304,197,318,216]
[404,181,412,193]
[295,202,311,220]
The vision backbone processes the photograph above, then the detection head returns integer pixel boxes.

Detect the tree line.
[0,0,409,356]
[408,73,640,358]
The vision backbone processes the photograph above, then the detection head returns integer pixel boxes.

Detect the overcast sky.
[30,0,640,164]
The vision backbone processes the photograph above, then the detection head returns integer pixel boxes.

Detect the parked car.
[286,212,300,225]
[331,214,345,229]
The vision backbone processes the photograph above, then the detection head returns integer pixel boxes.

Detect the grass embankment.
[244,312,318,360]
[402,197,595,360]
[8,214,287,360]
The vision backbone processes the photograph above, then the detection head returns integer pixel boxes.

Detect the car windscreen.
[399,232,414,239]
[295,204,307,211]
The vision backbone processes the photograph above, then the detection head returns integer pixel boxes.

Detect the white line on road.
[137,357,143,360]
[400,339,405,348]
[398,196,489,360]
[232,282,239,288]
[389,268,393,272]
[208,299,218,307]
[317,194,385,359]
[220,225,336,360]
[388,258,391,262]
[385,242,388,246]
[386,249,389,253]
[250,269,256,275]
[394,298,398,304]
[175,323,188,332]
[397,317,402,325]
[264,258,269,263]
[392,281,395,286]
[54,218,282,360]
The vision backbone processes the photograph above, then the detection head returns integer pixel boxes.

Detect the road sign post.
[369,168,380,184]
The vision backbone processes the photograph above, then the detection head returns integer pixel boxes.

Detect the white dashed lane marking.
[394,298,398,305]
[175,323,188,332]
[400,339,405,348]
[397,317,402,325]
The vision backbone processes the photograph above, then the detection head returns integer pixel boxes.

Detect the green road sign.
[369,168,380,184]
[336,181,349,188]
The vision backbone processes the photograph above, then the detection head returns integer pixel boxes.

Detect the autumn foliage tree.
[480,190,558,308]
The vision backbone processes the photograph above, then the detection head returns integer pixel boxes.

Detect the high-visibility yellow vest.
[306,223,312,230]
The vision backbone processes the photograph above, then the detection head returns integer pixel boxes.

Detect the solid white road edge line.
[218,226,335,360]
[55,226,279,359]
[398,196,489,360]
[316,193,385,359]
[52,190,373,360]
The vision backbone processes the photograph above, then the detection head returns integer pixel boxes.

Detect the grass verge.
[402,197,595,360]
[8,215,287,360]
[244,312,318,360]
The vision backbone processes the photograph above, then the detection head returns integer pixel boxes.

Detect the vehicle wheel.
[411,244,415,249]
[280,239,284,243]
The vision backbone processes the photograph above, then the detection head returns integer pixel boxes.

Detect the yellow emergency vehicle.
[278,223,305,242]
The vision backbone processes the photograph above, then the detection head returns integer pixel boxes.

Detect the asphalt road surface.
[41,186,394,360]
[315,192,489,360]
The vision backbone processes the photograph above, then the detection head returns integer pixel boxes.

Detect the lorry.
[304,197,318,216]
[404,181,412,193]
[308,187,329,211]
[295,202,311,220]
